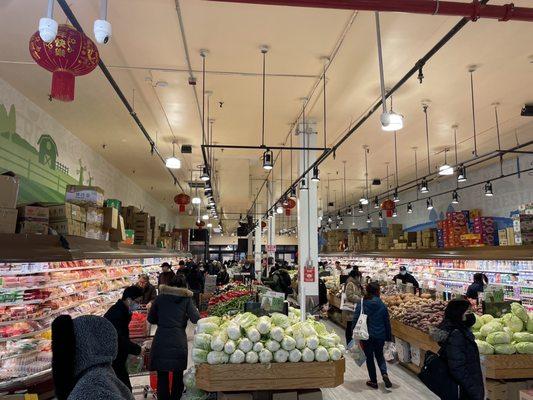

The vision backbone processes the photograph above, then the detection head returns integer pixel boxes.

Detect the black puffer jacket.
[148,285,200,371]
[431,322,484,400]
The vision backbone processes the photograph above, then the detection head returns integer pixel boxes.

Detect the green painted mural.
[0,103,90,204]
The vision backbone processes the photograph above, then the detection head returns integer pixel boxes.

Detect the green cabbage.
[473,331,485,340]
[281,336,296,351]
[486,331,511,345]
[513,332,533,343]
[183,367,196,389]
[511,303,528,323]
[475,340,494,355]
[306,336,319,350]
[473,314,483,330]
[226,323,242,341]
[319,334,337,349]
[270,327,284,342]
[256,316,272,335]
[505,315,524,333]
[265,339,281,352]
[246,327,261,343]
[271,313,290,329]
[207,351,229,364]
[301,348,315,362]
[494,343,516,355]
[311,321,328,336]
[193,333,212,350]
[527,313,533,333]
[210,332,228,352]
[224,340,236,355]
[253,342,264,352]
[515,342,533,354]
[328,347,342,361]
[480,321,503,337]
[233,312,258,329]
[198,316,221,326]
[238,338,253,353]
[197,322,219,334]
[192,348,209,363]
[480,314,494,325]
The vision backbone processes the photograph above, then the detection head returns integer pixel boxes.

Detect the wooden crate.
[327,292,341,310]
[196,359,345,392]
[483,354,533,379]
[391,320,440,353]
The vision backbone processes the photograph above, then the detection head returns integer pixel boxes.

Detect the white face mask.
[400,271,407,276]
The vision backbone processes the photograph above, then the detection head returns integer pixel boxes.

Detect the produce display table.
[391,320,533,379]
[327,292,341,310]
[195,359,345,392]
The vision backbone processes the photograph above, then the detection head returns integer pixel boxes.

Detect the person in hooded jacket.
[52,314,134,400]
[353,282,393,390]
[343,267,364,344]
[148,275,200,400]
[103,285,143,391]
[430,298,484,400]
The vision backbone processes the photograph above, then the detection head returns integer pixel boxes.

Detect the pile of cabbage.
[473,302,533,355]
[192,308,345,365]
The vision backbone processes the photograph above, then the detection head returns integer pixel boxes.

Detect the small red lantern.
[261,221,267,229]
[196,220,205,229]
[283,198,296,216]
[174,193,190,213]
[29,24,99,102]
[381,199,395,217]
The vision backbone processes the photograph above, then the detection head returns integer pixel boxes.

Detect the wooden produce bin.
[196,359,345,392]
[327,292,341,309]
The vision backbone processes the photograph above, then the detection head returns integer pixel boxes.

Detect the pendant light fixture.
[191,184,201,205]
[392,207,398,218]
[358,203,364,213]
[259,46,272,171]
[452,190,460,204]
[426,198,434,210]
[438,148,454,176]
[374,196,379,209]
[457,164,467,182]
[339,218,344,225]
[421,103,431,193]
[393,188,399,203]
[407,202,413,214]
[327,216,332,223]
[200,165,209,181]
[276,204,284,214]
[484,181,494,197]
[360,146,370,205]
[165,141,181,169]
[202,214,209,221]
[312,166,320,182]
[336,211,341,220]
[366,214,372,224]
[393,128,400,202]
[378,211,383,221]
[347,206,353,216]
[375,13,403,132]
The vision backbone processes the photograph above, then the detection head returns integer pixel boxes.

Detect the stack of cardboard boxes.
[0,173,19,234]
[435,209,493,248]
[17,205,49,234]
[48,203,87,236]
[65,185,109,241]
[416,229,438,249]
[512,203,533,246]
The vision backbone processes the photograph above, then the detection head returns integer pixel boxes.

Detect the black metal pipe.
[202,144,330,151]
[56,0,185,192]
[263,0,489,218]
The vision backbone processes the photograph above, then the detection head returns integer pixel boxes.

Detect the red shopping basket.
[149,371,173,393]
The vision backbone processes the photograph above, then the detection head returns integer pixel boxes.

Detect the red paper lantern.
[381,199,395,217]
[174,193,190,213]
[29,24,99,102]
[196,220,205,229]
[261,221,267,229]
[283,198,296,216]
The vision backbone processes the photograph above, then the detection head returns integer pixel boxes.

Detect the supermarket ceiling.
[0,0,532,231]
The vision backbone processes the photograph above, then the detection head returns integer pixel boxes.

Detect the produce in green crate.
[494,343,516,355]
[515,342,533,354]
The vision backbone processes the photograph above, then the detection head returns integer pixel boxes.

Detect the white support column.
[255,206,262,282]
[266,180,276,273]
[297,120,319,320]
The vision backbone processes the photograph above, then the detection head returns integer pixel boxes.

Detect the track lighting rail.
[201,144,330,151]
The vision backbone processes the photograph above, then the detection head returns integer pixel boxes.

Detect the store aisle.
[132,320,437,399]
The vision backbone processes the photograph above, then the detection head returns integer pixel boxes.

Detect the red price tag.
[304,266,315,283]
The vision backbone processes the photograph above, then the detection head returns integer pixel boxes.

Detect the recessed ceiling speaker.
[372,178,381,186]
[521,105,533,117]
[181,145,192,154]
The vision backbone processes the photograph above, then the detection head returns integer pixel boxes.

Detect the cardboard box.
[297,390,322,400]
[520,389,533,400]
[48,203,85,222]
[218,393,253,400]
[65,185,104,207]
[110,215,126,242]
[85,226,108,241]
[18,221,48,234]
[272,392,298,400]
[17,205,49,222]
[0,174,19,208]
[103,206,118,230]
[410,345,421,366]
[86,207,105,225]
[395,338,411,363]
[0,208,18,234]
[50,219,86,236]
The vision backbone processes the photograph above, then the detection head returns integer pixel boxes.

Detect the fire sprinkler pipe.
[209,0,533,22]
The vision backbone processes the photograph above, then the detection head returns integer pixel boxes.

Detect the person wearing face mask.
[103,285,144,391]
[466,273,488,302]
[430,299,484,400]
[392,266,419,289]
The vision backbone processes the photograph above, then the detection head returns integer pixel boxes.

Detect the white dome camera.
[39,17,58,43]
[94,19,112,44]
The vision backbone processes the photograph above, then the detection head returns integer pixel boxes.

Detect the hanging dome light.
[165,141,181,169]
[358,203,364,213]
[407,202,413,214]
[484,181,493,197]
[263,149,273,170]
[426,198,434,210]
[392,208,398,218]
[380,111,404,132]
[393,188,399,203]
[452,190,460,204]
[200,166,210,181]
[327,216,332,223]
[438,148,454,176]
[191,196,201,205]
[202,214,209,220]
[366,214,372,223]
[347,207,352,216]
[336,211,341,220]
[208,198,215,206]
[339,218,344,225]
[359,196,369,205]
[207,222,213,228]
[374,196,380,209]
[311,166,320,182]
[378,211,383,221]
[420,177,429,193]
[457,164,467,182]
[276,204,284,214]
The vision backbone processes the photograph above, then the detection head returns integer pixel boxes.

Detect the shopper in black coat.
[392,266,420,289]
[186,264,205,307]
[137,274,157,305]
[158,262,176,287]
[466,273,488,302]
[430,299,484,400]
[148,276,200,400]
[216,265,230,286]
[103,286,143,391]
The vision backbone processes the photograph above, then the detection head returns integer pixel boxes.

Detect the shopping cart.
[129,310,156,398]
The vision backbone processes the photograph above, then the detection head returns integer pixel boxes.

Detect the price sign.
[304,265,315,283]
[266,245,277,253]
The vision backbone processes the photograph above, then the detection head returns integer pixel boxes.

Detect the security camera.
[94,19,112,44]
[39,17,58,43]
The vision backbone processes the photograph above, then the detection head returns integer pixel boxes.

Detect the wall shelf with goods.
[320,247,533,310]
[0,233,189,392]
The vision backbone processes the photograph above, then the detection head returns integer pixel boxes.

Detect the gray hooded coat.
[148,285,200,371]
[53,315,134,400]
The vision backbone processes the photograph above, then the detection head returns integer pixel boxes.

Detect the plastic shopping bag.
[347,339,366,367]
[352,298,369,340]
[383,341,397,362]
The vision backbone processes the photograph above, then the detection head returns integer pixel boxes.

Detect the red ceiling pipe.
[208,0,533,22]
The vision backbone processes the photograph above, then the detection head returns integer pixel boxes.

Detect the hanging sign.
[304,264,316,283]
[266,245,277,253]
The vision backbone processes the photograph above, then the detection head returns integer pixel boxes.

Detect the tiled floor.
[132,321,437,399]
